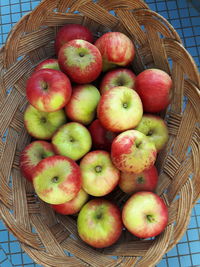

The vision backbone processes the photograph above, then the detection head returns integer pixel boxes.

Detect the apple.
[80,150,120,196]
[111,130,157,173]
[88,119,117,151]
[58,39,102,84]
[100,68,136,95]
[119,165,158,194]
[26,69,72,112]
[55,24,94,55]
[51,189,89,215]
[135,68,172,113]
[24,104,67,140]
[77,199,123,248]
[33,155,82,205]
[52,122,92,161]
[135,114,169,151]
[20,141,55,182]
[35,59,60,72]
[97,86,143,132]
[122,191,168,239]
[95,32,135,71]
[65,84,100,125]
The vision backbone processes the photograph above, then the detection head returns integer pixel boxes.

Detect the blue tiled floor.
[0,0,200,266]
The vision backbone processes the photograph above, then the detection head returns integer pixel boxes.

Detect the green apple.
[24,104,67,140]
[77,199,123,248]
[135,114,169,151]
[80,150,120,196]
[65,84,100,125]
[52,122,92,161]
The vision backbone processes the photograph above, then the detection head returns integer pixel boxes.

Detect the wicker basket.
[0,0,200,266]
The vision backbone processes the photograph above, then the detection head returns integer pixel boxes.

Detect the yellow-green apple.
[55,24,94,55]
[20,141,55,182]
[51,189,89,215]
[33,155,82,205]
[135,69,172,113]
[122,191,168,238]
[111,130,157,173]
[26,69,72,112]
[65,84,100,125]
[80,150,120,196]
[24,104,67,140]
[97,86,143,132]
[95,32,135,71]
[52,122,92,161]
[100,68,136,94]
[88,119,117,151]
[119,165,158,194]
[58,39,102,84]
[35,59,60,72]
[77,199,123,248]
[135,114,169,151]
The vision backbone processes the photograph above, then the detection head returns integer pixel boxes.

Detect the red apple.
[35,59,60,72]
[51,189,89,215]
[111,130,157,173]
[97,86,143,132]
[58,39,102,84]
[80,150,120,197]
[95,32,135,71]
[26,69,72,112]
[33,155,82,205]
[55,24,94,55]
[135,69,172,113]
[100,68,136,94]
[77,199,123,248]
[88,119,117,151]
[119,165,158,194]
[122,191,168,239]
[20,141,55,182]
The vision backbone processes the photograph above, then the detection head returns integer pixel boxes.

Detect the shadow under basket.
[0,0,200,266]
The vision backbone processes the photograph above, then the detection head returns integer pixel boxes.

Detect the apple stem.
[95,165,102,173]
[123,103,128,108]
[137,176,144,184]
[51,176,59,183]
[146,214,155,223]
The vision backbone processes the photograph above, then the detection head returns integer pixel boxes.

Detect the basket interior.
[0,0,200,266]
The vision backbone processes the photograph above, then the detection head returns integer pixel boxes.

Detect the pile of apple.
[20,24,172,248]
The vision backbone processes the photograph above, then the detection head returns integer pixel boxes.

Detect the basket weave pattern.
[0,0,200,266]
